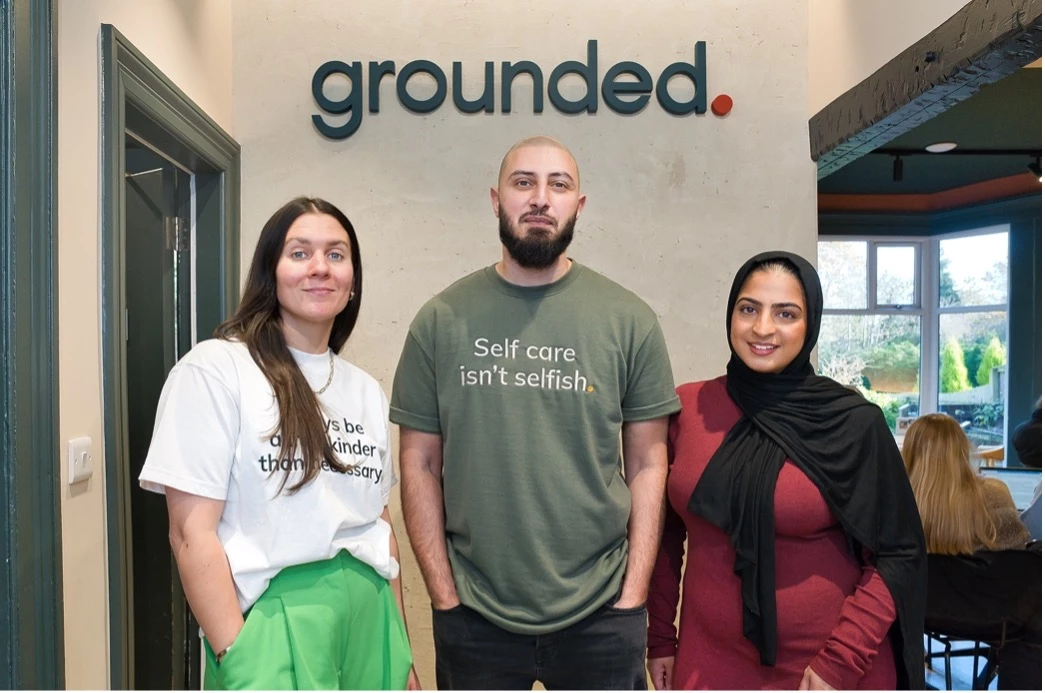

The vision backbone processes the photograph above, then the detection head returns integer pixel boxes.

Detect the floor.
[924,635,999,691]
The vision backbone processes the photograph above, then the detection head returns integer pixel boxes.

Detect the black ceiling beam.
[810,0,1042,180]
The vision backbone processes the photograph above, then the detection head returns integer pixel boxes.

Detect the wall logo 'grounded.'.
[311,41,733,140]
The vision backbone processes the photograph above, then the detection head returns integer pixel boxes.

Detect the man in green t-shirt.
[391,136,680,690]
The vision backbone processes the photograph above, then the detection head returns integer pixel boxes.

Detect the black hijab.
[688,251,927,689]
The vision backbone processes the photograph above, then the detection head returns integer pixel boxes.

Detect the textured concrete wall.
[232,1,816,685]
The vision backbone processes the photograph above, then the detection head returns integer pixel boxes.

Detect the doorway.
[124,131,195,688]
[101,25,240,690]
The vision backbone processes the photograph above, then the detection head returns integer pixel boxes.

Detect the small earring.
[348,291,355,301]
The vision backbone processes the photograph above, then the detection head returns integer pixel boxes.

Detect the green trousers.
[203,550,413,690]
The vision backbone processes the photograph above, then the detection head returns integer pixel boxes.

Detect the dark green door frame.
[0,0,63,688]
[100,24,240,689]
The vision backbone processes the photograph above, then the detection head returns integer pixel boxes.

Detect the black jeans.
[432,601,648,690]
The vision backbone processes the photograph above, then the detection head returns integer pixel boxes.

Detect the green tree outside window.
[975,335,1006,387]
[941,337,972,393]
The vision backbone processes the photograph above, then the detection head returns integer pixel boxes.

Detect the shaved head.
[497,136,581,188]
[491,135,586,270]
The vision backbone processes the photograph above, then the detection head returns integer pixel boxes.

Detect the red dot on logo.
[711,94,733,116]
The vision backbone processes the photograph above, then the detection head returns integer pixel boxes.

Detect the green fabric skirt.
[203,550,412,690]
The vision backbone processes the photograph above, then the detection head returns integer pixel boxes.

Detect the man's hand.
[432,595,461,611]
[647,656,675,690]
[611,593,646,609]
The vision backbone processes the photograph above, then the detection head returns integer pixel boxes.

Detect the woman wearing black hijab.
[646,252,926,690]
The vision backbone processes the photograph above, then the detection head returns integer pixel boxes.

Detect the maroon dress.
[647,378,898,690]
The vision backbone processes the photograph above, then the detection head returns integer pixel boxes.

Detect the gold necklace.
[315,350,335,395]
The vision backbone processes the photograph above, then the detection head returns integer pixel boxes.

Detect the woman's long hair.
[215,196,363,493]
[902,413,996,554]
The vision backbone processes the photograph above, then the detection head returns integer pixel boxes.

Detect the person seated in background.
[1012,398,1041,469]
[1013,399,1041,539]
[904,413,1030,553]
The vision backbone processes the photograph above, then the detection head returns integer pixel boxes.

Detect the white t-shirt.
[139,338,398,613]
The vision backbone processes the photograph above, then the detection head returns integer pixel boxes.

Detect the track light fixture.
[871,148,1043,184]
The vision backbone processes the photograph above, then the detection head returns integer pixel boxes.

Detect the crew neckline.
[287,346,335,391]
[483,260,583,298]
[287,345,332,364]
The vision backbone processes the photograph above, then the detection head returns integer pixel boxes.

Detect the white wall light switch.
[68,436,93,484]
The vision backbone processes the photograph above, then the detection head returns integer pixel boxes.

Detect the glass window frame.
[819,226,1011,440]
[873,241,921,310]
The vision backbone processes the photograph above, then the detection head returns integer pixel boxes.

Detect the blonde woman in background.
[903,413,1029,554]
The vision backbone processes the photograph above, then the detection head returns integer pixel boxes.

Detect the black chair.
[924,543,1041,690]
[925,628,994,689]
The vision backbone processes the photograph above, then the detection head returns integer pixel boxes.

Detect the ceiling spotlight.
[893,156,904,182]
[1029,157,1042,182]
[925,142,958,153]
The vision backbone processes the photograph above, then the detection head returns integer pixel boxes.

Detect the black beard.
[498,209,576,269]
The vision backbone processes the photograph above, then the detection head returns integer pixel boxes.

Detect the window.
[817,227,1010,446]
[936,230,1009,446]
[818,240,923,433]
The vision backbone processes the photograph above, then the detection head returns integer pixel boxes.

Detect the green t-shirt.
[390,262,680,634]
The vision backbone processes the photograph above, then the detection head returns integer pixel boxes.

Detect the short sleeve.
[621,320,681,421]
[138,357,241,500]
[389,323,442,434]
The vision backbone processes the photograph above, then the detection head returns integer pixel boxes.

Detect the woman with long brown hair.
[139,197,418,689]
[903,413,1029,554]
